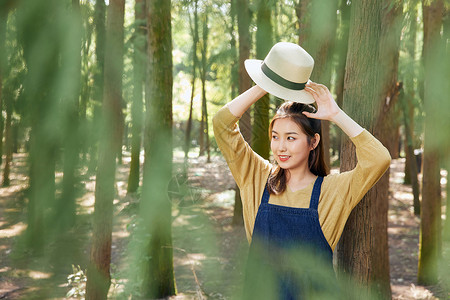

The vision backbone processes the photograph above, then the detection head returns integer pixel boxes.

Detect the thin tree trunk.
[2,96,13,187]
[184,0,199,162]
[401,0,421,215]
[296,0,309,46]
[59,0,82,229]
[0,6,7,167]
[334,0,351,160]
[199,10,210,162]
[233,0,252,225]
[418,0,444,286]
[335,1,394,298]
[86,0,125,298]
[137,0,176,297]
[401,90,421,216]
[127,0,146,194]
[237,0,252,143]
[79,15,93,164]
[370,3,403,298]
[252,0,272,160]
[18,0,60,254]
[88,0,106,174]
[230,0,238,100]
[443,5,450,242]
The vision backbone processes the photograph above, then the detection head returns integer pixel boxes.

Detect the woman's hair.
[267,101,329,195]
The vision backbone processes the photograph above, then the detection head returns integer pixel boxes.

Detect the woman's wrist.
[330,109,364,138]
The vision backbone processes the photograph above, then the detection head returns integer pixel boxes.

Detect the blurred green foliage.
[0,0,448,298]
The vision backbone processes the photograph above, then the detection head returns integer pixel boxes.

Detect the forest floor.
[0,151,449,299]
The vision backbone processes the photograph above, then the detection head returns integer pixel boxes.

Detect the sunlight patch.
[0,222,26,238]
[29,270,52,279]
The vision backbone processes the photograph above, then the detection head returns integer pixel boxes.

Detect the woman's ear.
[310,133,320,150]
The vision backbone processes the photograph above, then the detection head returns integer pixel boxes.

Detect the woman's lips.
[278,155,290,162]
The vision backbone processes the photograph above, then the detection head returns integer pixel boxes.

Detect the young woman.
[212,43,391,299]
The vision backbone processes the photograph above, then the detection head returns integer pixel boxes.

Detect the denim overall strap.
[261,183,270,204]
[309,176,324,210]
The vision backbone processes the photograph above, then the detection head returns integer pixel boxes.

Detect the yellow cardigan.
[212,105,391,251]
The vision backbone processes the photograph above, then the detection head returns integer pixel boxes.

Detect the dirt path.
[0,153,448,299]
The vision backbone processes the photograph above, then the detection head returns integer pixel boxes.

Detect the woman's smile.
[278,155,290,162]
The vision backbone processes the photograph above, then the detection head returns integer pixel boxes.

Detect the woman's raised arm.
[227,85,268,118]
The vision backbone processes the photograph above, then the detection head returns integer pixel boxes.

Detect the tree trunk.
[88,0,106,174]
[401,90,421,216]
[443,5,450,242]
[334,0,351,160]
[59,0,82,230]
[252,0,272,160]
[296,0,309,46]
[200,10,210,162]
[230,0,238,100]
[18,0,61,254]
[371,3,403,298]
[0,9,6,168]
[127,0,146,194]
[2,93,13,187]
[138,0,176,297]
[417,0,444,286]
[184,0,199,162]
[86,0,125,299]
[198,9,210,162]
[335,1,395,298]
[401,0,421,215]
[232,0,252,226]
[237,0,252,143]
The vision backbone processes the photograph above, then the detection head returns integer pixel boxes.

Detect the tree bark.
[127,0,146,194]
[252,0,272,160]
[418,0,444,286]
[443,5,450,242]
[334,0,351,160]
[184,0,199,162]
[88,0,106,174]
[59,0,82,230]
[86,0,125,298]
[2,89,13,187]
[18,0,61,254]
[138,0,176,297]
[232,0,253,225]
[401,90,421,216]
[0,7,6,167]
[401,0,420,215]
[335,1,395,298]
[199,10,210,162]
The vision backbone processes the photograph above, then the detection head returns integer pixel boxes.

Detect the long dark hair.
[267,101,329,195]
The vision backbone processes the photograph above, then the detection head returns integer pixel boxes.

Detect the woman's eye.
[272,135,278,140]
[287,137,295,141]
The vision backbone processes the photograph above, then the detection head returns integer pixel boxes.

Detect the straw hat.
[245,42,315,104]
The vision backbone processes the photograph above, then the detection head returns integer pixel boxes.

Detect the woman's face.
[271,118,312,171]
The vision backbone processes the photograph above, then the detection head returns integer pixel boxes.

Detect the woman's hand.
[303,82,341,121]
[304,81,363,138]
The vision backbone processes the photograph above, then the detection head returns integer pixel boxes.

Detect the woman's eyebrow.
[272,130,299,135]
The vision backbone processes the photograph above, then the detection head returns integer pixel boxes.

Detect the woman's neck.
[285,166,316,192]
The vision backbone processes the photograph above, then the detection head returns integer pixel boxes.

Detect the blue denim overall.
[244,176,334,299]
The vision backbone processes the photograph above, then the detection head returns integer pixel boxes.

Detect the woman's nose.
[279,140,287,151]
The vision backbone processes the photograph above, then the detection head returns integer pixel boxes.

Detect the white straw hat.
[245,42,315,104]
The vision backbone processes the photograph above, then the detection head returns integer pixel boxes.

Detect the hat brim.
[245,59,315,104]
